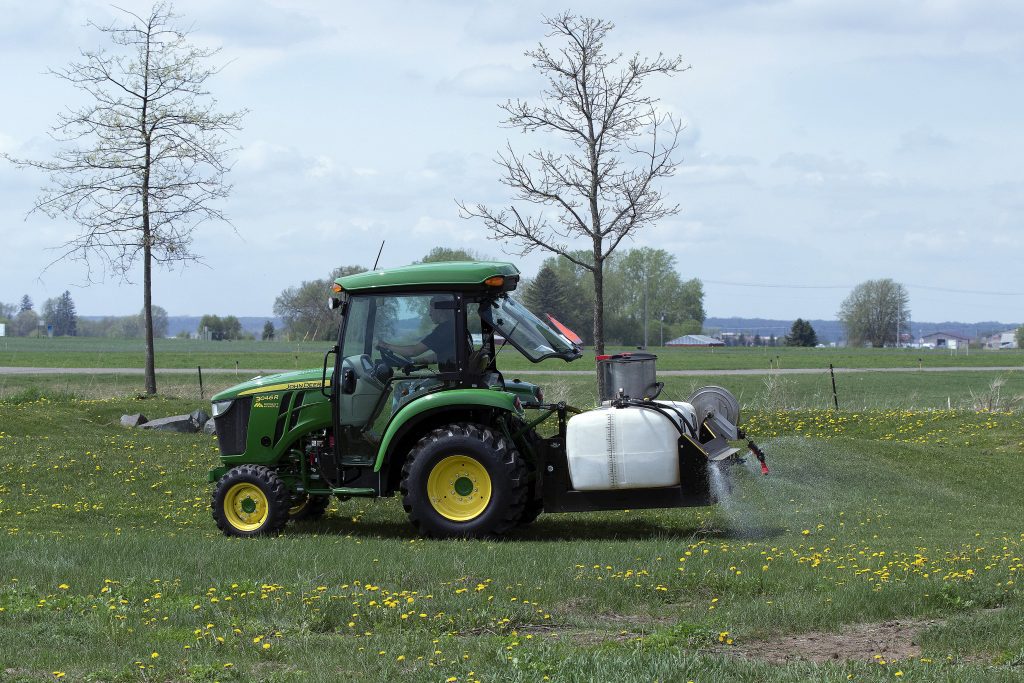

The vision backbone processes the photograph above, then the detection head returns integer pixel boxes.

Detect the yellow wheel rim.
[289,494,308,516]
[426,455,492,521]
[224,482,269,532]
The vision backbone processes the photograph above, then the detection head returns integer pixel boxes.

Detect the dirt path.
[729,618,933,664]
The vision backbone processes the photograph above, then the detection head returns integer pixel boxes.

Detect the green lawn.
[3,368,1022,413]
[1,381,1022,681]
[3,352,1023,429]
[1,336,1022,372]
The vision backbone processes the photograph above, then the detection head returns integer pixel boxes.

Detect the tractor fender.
[374,389,522,472]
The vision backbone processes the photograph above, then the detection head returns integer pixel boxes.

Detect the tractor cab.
[326,263,580,458]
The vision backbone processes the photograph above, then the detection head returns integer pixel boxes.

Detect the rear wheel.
[212,465,290,537]
[289,493,331,521]
[518,495,544,526]
[517,430,544,526]
[401,423,526,538]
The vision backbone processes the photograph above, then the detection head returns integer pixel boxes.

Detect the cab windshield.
[482,295,581,363]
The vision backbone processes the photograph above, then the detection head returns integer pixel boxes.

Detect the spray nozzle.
[747,440,769,476]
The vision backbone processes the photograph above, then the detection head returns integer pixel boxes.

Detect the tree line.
[1,292,79,337]
[0,292,265,341]
[271,246,707,345]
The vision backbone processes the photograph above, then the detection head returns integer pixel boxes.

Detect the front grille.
[215,396,252,455]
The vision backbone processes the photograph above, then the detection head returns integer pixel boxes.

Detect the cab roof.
[335,261,520,293]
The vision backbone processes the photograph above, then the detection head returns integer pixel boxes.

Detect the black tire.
[516,430,544,526]
[289,493,331,522]
[518,495,544,526]
[212,465,290,537]
[400,423,527,539]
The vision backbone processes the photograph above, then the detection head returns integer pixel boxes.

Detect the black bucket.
[596,352,663,402]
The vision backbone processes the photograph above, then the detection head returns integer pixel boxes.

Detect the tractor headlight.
[211,400,234,417]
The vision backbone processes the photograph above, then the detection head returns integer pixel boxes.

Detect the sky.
[1,0,1022,324]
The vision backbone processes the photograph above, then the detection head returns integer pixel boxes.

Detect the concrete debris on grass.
[123,409,211,434]
[119,413,148,428]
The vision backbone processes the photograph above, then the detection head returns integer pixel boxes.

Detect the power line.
[701,279,1024,296]
[702,279,847,290]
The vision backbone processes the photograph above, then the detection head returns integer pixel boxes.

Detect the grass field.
[1,336,1022,372]
[3,368,1023,413]
[1,376,1023,681]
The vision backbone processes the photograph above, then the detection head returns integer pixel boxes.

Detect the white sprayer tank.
[566,404,688,491]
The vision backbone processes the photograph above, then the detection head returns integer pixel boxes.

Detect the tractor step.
[301,487,377,497]
[331,487,376,497]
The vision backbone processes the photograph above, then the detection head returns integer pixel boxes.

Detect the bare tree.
[4,2,245,393]
[459,13,686,357]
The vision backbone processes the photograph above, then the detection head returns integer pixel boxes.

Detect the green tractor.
[208,261,761,538]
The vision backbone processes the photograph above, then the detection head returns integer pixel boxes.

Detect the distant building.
[666,334,724,347]
[981,331,1019,350]
[919,331,971,349]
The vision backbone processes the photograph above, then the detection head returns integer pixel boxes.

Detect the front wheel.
[401,423,526,538]
[212,465,290,537]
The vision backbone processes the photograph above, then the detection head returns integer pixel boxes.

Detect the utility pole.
[896,297,901,348]
[638,266,647,350]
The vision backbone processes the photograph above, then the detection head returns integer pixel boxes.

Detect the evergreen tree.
[19,295,32,312]
[54,290,77,336]
[524,264,570,322]
[785,318,818,347]
[262,320,275,341]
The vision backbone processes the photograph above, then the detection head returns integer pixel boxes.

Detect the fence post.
[829,363,839,410]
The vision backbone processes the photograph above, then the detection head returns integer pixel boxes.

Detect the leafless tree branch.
[458,12,687,354]
[2,1,245,393]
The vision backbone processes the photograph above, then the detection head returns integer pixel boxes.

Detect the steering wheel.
[377,344,417,373]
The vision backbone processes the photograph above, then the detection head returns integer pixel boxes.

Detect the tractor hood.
[211,367,331,402]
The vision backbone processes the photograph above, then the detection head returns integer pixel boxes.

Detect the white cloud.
[0,131,18,154]
[902,230,970,252]
[896,126,954,155]
[437,64,535,98]
[1,0,1022,321]
[306,155,335,179]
